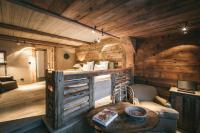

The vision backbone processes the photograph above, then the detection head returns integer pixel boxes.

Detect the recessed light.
[182,27,187,31]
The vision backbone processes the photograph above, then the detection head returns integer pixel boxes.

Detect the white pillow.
[82,64,89,71]
[87,61,94,71]
[94,64,103,71]
[99,61,109,70]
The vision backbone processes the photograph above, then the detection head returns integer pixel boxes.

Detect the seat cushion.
[1,81,16,85]
[0,76,14,82]
[130,84,157,101]
[139,101,179,119]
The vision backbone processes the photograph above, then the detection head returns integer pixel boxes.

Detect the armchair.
[128,84,179,133]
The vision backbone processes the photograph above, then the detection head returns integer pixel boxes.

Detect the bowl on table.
[125,106,148,122]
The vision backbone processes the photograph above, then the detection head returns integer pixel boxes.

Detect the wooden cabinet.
[169,87,200,133]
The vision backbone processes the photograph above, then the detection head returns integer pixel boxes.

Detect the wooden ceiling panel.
[19,0,75,14]
[0,26,84,46]
[107,1,200,36]
[27,0,200,38]
[62,0,127,21]
[0,0,111,45]
[115,9,200,37]
[1,0,200,43]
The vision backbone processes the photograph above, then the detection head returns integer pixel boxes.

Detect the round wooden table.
[87,102,159,133]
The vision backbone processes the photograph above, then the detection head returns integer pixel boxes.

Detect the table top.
[87,102,159,133]
[170,87,200,97]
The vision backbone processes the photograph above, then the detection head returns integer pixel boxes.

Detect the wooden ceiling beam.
[0,22,90,45]
[0,34,77,48]
[8,0,120,39]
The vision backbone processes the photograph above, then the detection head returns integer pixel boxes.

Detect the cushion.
[99,61,109,70]
[94,64,103,71]
[1,81,16,85]
[130,84,157,101]
[139,101,179,119]
[87,61,94,71]
[82,63,90,71]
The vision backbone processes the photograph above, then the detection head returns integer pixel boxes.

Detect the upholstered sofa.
[0,76,18,93]
[129,84,179,133]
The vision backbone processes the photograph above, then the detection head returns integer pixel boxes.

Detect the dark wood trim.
[0,34,76,48]
[62,67,133,77]
[8,0,120,39]
[0,22,90,45]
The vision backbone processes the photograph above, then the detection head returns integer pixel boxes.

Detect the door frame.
[35,48,47,82]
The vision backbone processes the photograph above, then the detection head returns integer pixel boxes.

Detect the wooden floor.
[0,82,45,122]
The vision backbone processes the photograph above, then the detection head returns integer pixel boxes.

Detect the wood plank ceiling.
[0,0,200,46]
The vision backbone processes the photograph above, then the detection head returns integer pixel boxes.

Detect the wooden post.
[45,70,64,129]
[53,71,64,128]
[89,76,94,108]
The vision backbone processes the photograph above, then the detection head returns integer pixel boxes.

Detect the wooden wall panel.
[76,38,126,68]
[76,37,135,69]
[134,32,200,98]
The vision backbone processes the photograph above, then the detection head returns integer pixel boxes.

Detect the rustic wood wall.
[76,38,126,68]
[134,31,200,98]
[76,38,135,69]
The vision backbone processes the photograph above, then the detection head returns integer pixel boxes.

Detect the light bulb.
[97,38,101,43]
[182,27,187,31]
[17,42,21,46]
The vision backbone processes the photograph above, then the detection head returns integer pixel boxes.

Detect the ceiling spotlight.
[97,38,101,43]
[182,27,187,32]
[181,22,189,34]
[92,29,95,33]
[182,26,188,34]
[17,41,21,46]
[92,26,96,34]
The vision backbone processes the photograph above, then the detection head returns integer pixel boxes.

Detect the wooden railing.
[45,68,132,129]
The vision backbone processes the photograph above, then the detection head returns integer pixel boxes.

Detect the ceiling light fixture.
[182,27,187,31]
[17,40,21,46]
[92,26,96,34]
[97,38,101,43]
[181,22,189,34]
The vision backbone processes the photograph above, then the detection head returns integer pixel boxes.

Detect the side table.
[87,102,159,133]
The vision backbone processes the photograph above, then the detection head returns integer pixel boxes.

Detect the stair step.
[0,115,43,133]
